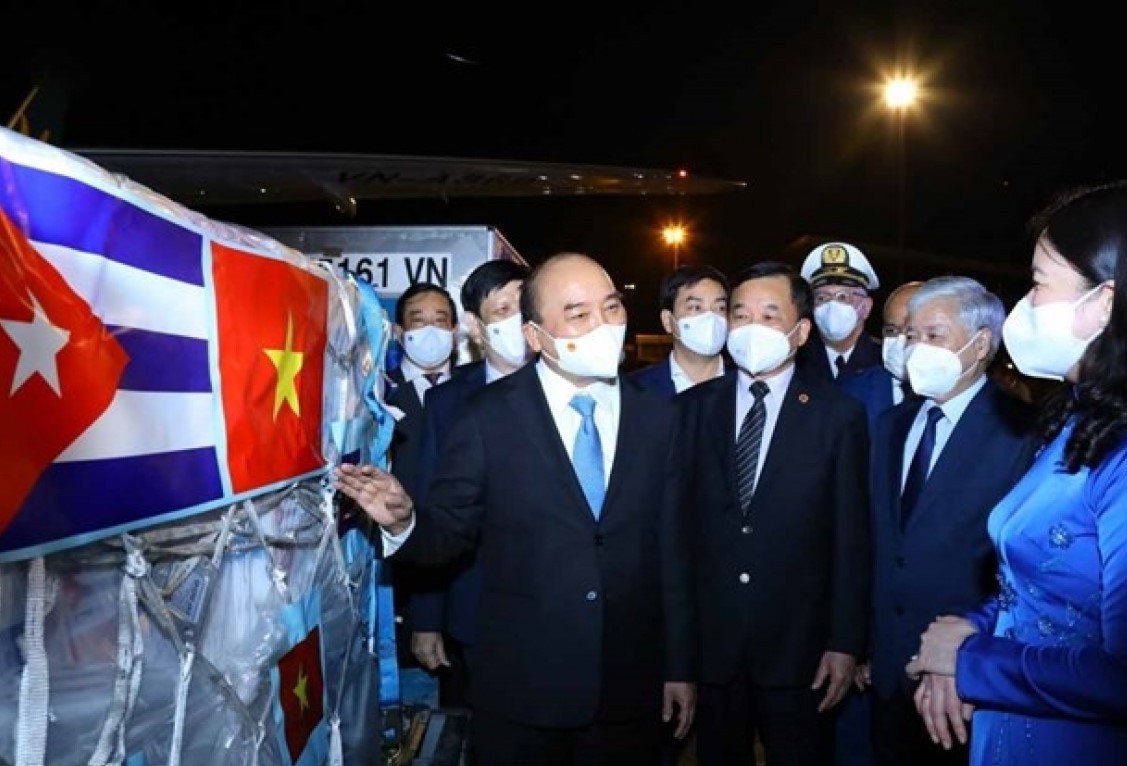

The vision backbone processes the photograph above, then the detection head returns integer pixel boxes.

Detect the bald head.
[519,252,609,325]
[883,280,923,336]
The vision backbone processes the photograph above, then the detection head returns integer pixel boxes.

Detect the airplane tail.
[7,77,68,144]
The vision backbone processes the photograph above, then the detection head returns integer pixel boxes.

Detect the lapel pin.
[798,393,810,404]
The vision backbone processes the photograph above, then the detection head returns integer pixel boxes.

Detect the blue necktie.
[569,394,605,519]
[901,406,945,527]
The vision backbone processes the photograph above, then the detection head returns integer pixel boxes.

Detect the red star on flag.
[0,207,127,533]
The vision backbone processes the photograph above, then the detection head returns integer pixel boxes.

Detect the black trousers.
[471,708,660,766]
[437,635,472,710]
[697,674,830,766]
[871,687,969,766]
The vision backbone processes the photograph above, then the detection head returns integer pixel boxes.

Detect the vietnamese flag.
[212,243,327,494]
[277,625,325,762]
[0,207,127,533]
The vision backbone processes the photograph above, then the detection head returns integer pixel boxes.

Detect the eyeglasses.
[882,324,906,338]
[813,289,868,307]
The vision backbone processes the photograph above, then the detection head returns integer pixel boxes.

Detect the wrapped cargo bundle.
[0,126,400,766]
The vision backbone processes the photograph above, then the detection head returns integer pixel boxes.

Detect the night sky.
[2,1,1123,330]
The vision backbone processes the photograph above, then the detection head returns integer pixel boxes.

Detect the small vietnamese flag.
[0,206,127,533]
[277,625,325,763]
[212,243,327,493]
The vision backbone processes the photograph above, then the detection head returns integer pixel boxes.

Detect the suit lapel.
[603,381,643,513]
[708,371,742,505]
[749,372,817,504]
[504,365,595,521]
[888,401,922,533]
[907,383,996,526]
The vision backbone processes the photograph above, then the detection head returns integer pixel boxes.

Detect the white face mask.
[1002,286,1106,381]
[882,335,908,381]
[675,312,728,357]
[814,301,859,342]
[727,322,798,376]
[402,325,454,369]
[484,312,530,367]
[535,322,626,379]
[905,331,980,400]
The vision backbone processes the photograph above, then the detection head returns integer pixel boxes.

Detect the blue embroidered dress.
[956,419,1127,765]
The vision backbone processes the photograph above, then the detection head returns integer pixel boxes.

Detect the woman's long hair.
[1031,181,1127,471]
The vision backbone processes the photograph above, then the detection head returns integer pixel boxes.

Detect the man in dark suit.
[860,276,1036,766]
[834,279,921,766]
[796,242,882,385]
[630,264,729,398]
[840,280,924,430]
[680,261,870,766]
[406,258,531,712]
[386,281,459,495]
[336,252,696,766]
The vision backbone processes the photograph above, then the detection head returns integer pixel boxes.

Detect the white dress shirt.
[824,344,854,378]
[669,351,725,394]
[398,355,452,403]
[383,359,619,554]
[535,359,619,481]
[891,376,906,406]
[900,374,987,489]
[734,363,795,490]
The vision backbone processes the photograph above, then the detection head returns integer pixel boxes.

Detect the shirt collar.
[668,351,725,391]
[737,360,796,399]
[398,356,450,383]
[484,359,507,384]
[929,373,987,426]
[825,344,854,366]
[535,358,618,414]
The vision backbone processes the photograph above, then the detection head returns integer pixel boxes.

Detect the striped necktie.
[735,381,770,514]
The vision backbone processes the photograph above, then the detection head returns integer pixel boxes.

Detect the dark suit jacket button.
[586,590,598,601]
[894,605,905,616]
[594,533,605,546]
[895,556,906,568]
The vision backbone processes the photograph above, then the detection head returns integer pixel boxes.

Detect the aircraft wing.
[71,149,748,212]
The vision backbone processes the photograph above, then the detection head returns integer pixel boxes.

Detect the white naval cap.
[800,242,880,291]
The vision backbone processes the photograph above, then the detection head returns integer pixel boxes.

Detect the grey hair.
[907,275,1005,358]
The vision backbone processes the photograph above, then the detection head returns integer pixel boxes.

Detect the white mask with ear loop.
[675,312,728,356]
[727,323,799,376]
[484,313,530,366]
[534,322,626,379]
[814,301,859,342]
[1002,284,1108,381]
[905,331,981,399]
[402,325,454,369]
[882,334,908,380]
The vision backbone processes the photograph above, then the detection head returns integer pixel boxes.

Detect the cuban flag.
[0,131,329,561]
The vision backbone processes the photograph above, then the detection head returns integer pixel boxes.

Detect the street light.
[661,223,687,270]
[884,76,918,255]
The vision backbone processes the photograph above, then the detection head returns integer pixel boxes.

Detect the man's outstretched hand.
[333,464,414,534]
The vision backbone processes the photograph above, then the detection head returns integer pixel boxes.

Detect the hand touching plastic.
[333,463,414,534]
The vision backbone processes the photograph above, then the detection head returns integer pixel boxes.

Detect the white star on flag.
[1,292,70,396]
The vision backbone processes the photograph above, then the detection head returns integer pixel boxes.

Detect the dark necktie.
[834,354,846,378]
[569,394,605,519]
[423,372,442,386]
[901,406,945,527]
[735,381,770,514]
